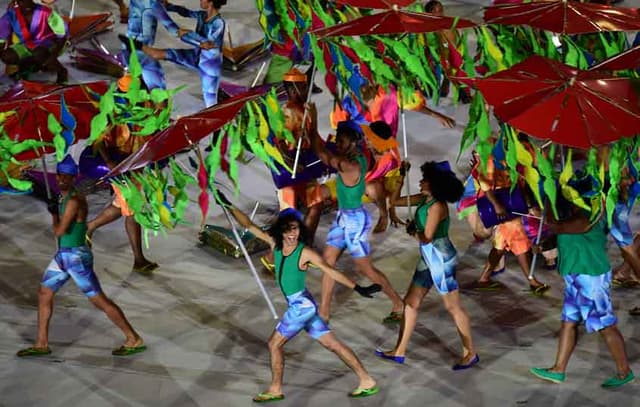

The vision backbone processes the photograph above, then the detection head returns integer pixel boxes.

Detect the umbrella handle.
[400,99,412,219]
[221,205,279,320]
[528,205,547,281]
[292,66,317,180]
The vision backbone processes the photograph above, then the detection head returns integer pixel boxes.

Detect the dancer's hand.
[354,283,382,298]
[405,219,417,236]
[178,28,191,38]
[399,161,411,177]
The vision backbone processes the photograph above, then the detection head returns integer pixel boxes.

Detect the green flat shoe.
[112,344,147,356]
[252,392,284,403]
[602,371,635,388]
[530,367,565,384]
[382,311,403,324]
[17,347,51,357]
[349,386,380,398]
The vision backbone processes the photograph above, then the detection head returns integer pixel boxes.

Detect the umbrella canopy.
[107,87,269,177]
[63,13,114,45]
[0,80,109,160]
[590,44,640,71]
[335,0,417,9]
[310,9,476,37]
[474,55,640,148]
[483,0,640,34]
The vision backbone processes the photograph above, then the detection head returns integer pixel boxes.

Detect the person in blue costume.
[530,203,634,388]
[307,104,404,324]
[119,0,197,90]
[16,156,146,358]
[139,0,226,107]
[375,161,478,369]
[220,195,381,402]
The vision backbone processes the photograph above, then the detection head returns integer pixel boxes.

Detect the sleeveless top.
[336,154,367,210]
[58,191,88,248]
[274,243,306,296]
[415,198,449,239]
[557,216,610,277]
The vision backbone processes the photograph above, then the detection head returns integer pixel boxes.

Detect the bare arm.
[302,248,356,289]
[227,206,275,248]
[420,106,455,129]
[52,196,79,237]
[548,209,600,235]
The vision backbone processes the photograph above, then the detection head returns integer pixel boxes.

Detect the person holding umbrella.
[218,194,381,402]
[530,198,634,388]
[17,156,146,358]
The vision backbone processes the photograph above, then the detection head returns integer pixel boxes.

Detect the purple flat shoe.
[452,354,479,371]
[375,349,405,364]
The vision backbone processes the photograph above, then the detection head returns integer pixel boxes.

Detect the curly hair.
[420,161,464,203]
[268,209,308,250]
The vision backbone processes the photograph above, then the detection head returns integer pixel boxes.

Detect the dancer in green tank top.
[17,156,145,358]
[221,193,381,402]
[376,161,478,369]
[307,103,404,323]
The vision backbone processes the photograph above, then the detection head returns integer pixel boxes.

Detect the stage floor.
[1,0,639,406]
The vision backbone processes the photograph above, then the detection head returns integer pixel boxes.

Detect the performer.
[139,0,226,107]
[375,161,478,369]
[119,0,191,90]
[0,0,68,83]
[85,74,158,275]
[17,156,145,357]
[530,205,634,388]
[307,103,404,323]
[221,197,381,402]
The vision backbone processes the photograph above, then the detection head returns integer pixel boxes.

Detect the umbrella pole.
[400,98,412,219]
[70,0,76,19]
[221,205,279,320]
[291,66,317,180]
[528,204,546,280]
[251,61,267,88]
[241,200,260,238]
[35,128,52,200]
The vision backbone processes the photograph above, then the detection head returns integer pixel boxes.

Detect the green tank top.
[58,191,88,248]
[274,243,307,296]
[557,217,610,276]
[336,154,366,210]
[415,198,449,239]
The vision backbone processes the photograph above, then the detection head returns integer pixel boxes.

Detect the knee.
[38,286,54,301]
[268,337,283,352]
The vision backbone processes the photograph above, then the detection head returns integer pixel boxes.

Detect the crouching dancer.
[17,156,145,358]
[220,193,381,402]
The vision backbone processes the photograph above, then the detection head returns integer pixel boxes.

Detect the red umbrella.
[107,87,269,176]
[63,13,114,45]
[484,0,640,34]
[0,80,109,160]
[335,0,417,9]
[310,9,476,37]
[590,44,640,71]
[474,55,640,148]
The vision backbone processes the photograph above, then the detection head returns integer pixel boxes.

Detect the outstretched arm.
[165,3,200,18]
[218,193,275,247]
[303,248,355,289]
[151,0,181,37]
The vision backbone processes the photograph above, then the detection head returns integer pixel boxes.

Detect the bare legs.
[262,331,375,397]
[384,285,475,364]
[33,287,142,350]
[366,181,388,234]
[478,249,546,288]
[318,246,403,321]
[546,322,631,378]
[88,204,156,271]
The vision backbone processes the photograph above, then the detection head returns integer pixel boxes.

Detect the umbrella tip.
[392,4,399,11]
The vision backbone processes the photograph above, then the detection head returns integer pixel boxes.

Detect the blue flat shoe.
[374,349,405,364]
[491,267,506,277]
[452,354,479,370]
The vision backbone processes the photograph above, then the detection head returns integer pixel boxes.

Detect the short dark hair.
[420,161,464,203]
[424,0,443,12]
[370,121,392,140]
[269,210,307,250]
[211,0,227,9]
[336,121,362,145]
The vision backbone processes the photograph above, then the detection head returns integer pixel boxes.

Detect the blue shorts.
[326,207,371,258]
[276,290,330,340]
[561,271,617,333]
[412,238,458,294]
[41,247,102,298]
[610,202,634,247]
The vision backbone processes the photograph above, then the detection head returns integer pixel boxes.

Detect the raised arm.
[307,103,359,174]
[547,207,600,235]
[165,3,200,18]
[217,192,275,247]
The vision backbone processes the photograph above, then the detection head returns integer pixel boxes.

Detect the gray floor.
[1,1,639,406]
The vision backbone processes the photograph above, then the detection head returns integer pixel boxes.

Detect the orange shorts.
[494,218,531,256]
[111,183,134,217]
[277,183,324,210]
